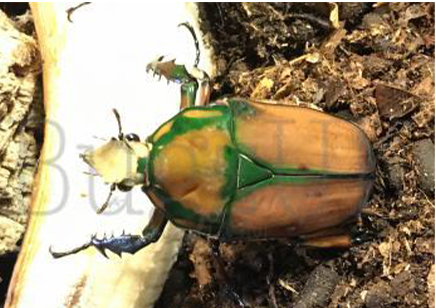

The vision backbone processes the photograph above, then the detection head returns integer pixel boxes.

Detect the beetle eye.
[117,183,133,192]
[125,133,140,142]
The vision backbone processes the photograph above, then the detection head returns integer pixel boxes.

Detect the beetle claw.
[95,246,109,258]
[146,55,165,75]
[112,250,122,258]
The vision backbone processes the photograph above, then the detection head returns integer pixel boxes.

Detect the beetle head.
[81,109,151,189]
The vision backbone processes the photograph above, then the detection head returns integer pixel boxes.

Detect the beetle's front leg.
[146,57,210,108]
[51,208,167,258]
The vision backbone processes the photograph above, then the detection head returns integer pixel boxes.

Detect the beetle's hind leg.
[50,208,167,258]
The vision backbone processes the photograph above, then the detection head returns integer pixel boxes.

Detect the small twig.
[278,279,299,294]
[66,2,91,23]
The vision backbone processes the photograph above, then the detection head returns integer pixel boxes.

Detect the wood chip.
[375,84,420,120]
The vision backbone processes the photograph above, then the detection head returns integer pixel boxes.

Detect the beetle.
[50,24,375,259]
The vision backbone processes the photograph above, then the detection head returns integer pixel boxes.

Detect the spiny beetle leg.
[51,232,159,259]
[146,56,193,84]
[86,208,168,257]
[50,209,168,259]
[146,56,210,108]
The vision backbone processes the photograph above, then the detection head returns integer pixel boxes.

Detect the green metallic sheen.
[168,64,193,82]
[137,156,148,175]
[228,98,257,118]
[147,105,230,147]
[221,145,239,200]
[237,154,272,188]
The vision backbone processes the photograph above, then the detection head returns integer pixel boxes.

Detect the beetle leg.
[146,57,210,108]
[189,66,210,106]
[302,234,352,248]
[146,57,197,109]
[50,208,167,258]
[300,215,375,248]
[300,225,353,248]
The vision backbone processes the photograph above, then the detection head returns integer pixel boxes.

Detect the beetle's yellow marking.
[153,128,230,216]
[151,120,174,142]
[183,109,222,118]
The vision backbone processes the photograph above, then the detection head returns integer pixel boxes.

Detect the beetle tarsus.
[178,22,200,67]
[351,229,374,245]
[49,242,91,259]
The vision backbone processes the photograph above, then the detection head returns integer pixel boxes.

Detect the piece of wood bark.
[0,9,40,256]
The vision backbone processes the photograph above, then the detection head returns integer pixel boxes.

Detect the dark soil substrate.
[0,3,434,308]
[156,3,435,308]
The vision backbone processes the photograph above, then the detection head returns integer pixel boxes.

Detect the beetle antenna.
[96,183,116,214]
[112,109,124,140]
[112,109,133,150]
[178,22,200,67]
